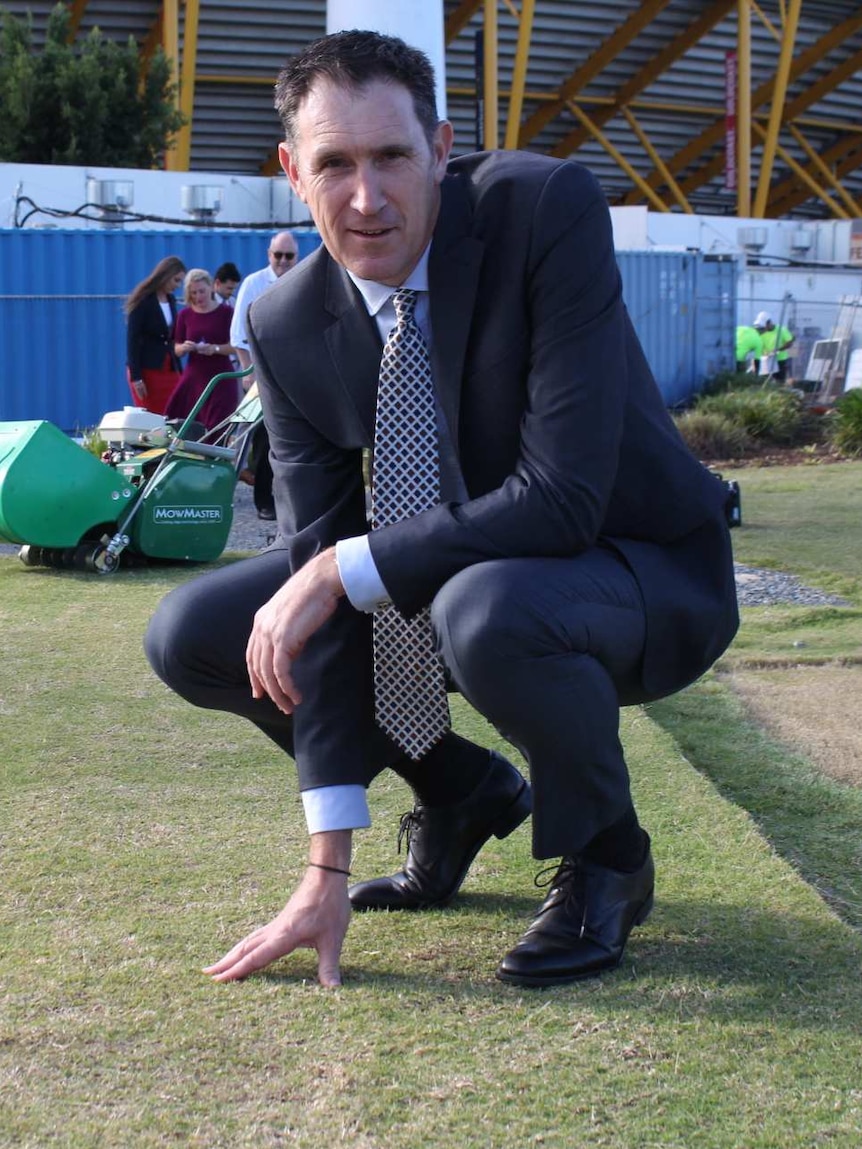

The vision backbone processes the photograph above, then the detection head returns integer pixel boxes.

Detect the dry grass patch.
[728,666,862,788]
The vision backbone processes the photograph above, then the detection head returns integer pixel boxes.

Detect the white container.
[98,406,164,445]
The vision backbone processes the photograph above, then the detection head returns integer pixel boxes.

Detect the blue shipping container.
[616,250,737,408]
[0,228,321,431]
[0,230,736,429]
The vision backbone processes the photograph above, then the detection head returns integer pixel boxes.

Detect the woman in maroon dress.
[166,269,239,431]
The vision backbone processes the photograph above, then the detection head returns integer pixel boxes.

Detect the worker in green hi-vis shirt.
[735,324,763,373]
[754,311,795,381]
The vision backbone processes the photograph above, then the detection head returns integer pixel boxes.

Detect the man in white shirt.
[230,235,297,369]
[145,31,737,992]
[213,262,241,306]
[230,233,299,519]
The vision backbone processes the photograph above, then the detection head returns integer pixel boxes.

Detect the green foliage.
[701,368,767,395]
[673,409,751,458]
[0,3,184,167]
[829,388,862,457]
[695,387,804,444]
[79,426,107,457]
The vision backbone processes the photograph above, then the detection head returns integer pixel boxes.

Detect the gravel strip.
[0,485,851,610]
[733,563,848,608]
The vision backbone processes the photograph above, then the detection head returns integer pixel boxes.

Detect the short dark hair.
[214,262,241,282]
[274,29,440,150]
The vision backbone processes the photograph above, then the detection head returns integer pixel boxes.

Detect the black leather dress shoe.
[496,840,654,987]
[349,752,531,911]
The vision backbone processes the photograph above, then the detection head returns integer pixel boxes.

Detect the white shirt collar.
[346,245,431,317]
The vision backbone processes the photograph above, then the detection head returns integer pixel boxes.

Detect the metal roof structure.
[3,0,861,220]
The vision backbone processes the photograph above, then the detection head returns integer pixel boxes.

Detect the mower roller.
[0,367,255,573]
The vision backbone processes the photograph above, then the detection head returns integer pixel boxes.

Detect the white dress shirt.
[302,250,433,834]
[230,264,278,351]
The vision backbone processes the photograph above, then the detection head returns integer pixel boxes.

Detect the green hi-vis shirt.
[735,325,763,362]
[761,325,793,361]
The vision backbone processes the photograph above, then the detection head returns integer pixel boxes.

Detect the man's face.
[280,78,453,286]
[267,236,298,277]
[215,278,239,301]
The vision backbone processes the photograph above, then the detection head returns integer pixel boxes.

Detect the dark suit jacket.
[248,151,739,790]
[126,292,180,379]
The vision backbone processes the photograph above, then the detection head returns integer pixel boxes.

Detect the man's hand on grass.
[203,831,353,987]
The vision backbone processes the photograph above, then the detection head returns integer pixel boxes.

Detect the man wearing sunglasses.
[230,232,299,519]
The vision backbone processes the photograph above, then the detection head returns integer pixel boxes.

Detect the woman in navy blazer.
[125,255,186,414]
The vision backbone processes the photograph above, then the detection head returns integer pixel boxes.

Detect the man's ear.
[432,120,454,182]
[279,142,306,202]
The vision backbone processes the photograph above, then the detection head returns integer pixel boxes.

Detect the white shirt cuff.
[335,535,389,613]
[301,784,371,834]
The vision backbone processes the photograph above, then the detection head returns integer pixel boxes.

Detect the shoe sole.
[495,889,654,988]
[351,778,532,913]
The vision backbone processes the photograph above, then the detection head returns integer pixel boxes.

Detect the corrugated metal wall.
[617,251,737,408]
[0,230,735,430]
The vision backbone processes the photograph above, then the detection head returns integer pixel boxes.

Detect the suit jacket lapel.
[316,176,485,449]
[323,257,382,443]
[428,175,484,450]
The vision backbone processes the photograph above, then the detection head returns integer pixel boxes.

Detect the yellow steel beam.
[737,0,751,216]
[782,45,862,125]
[260,146,282,177]
[770,134,862,216]
[483,0,499,149]
[796,115,862,134]
[749,0,780,43]
[163,0,181,171]
[752,121,849,219]
[449,82,862,139]
[198,54,861,131]
[66,0,89,41]
[549,0,736,158]
[622,108,692,212]
[787,125,862,217]
[445,0,483,45]
[504,0,536,149]
[753,0,801,216]
[624,8,862,207]
[195,73,274,86]
[172,0,200,171]
[519,0,672,147]
[140,10,163,73]
[566,102,671,212]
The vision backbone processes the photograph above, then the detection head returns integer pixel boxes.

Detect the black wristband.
[308,861,351,877]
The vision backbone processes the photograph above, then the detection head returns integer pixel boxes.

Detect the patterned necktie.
[371,288,451,760]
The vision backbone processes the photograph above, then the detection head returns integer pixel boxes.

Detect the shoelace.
[397,809,422,855]
[534,857,588,939]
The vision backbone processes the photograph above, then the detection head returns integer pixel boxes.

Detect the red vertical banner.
[725,50,737,192]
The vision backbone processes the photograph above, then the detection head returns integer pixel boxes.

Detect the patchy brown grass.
[728,666,862,788]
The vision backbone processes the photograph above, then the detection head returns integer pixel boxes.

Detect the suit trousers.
[144,544,647,859]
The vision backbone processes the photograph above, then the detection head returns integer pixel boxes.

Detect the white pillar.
[326,0,447,119]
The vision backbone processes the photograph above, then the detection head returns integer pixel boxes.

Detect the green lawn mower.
[0,367,257,573]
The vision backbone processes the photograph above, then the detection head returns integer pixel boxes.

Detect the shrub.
[80,426,108,457]
[673,410,751,459]
[829,389,862,457]
[701,369,767,396]
[695,388,804,444]
[0,4,184,167]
